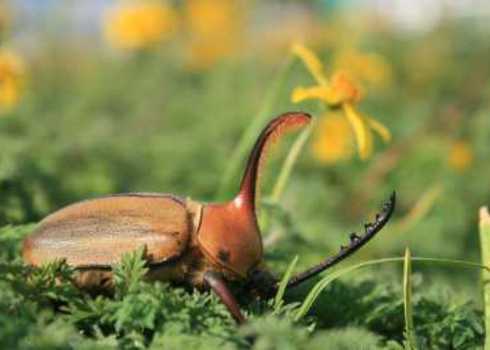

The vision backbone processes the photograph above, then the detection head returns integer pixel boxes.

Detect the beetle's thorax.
[196,193,263,279]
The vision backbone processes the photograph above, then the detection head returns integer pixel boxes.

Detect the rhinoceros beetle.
[22,112,395,324]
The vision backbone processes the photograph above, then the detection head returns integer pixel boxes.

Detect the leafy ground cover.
[1,2,490,349]
[0,225,485,349]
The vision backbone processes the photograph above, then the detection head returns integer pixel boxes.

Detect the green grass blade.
[294,256,490,321]
[274,255,299,311]
[403,248,417,349]
[215,55,295,200]
[479,207,490,350]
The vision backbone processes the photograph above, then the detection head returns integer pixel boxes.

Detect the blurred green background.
[1,1,490,348]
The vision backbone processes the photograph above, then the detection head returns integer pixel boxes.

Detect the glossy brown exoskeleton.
[22,112,395,323]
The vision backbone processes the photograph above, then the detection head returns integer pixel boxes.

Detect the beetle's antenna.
[284,191,396,290]
[236,112,311,216]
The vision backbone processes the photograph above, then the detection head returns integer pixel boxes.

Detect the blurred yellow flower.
[333,49,392,89]
[311,113,355,164]
[184,0,244,70]
[448,141,473,172]
[0,49,25,113]
[291,44,391,160]
[104,2,178,50]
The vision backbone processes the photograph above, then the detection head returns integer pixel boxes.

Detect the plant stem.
[215,55,295,201]
[479,207,490,350]
[403,248,417,349]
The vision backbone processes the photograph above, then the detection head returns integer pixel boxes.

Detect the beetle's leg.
[283,191,396,290]
[203,271,246,324]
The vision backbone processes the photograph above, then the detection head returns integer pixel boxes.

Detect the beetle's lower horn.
[284,191,396,289]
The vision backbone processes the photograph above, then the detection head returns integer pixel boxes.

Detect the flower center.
[330,71,362,104]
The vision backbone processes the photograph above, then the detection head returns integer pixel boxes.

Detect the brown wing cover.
[23,194,191,267]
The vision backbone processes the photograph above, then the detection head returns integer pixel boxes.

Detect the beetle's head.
[196,112,312,279]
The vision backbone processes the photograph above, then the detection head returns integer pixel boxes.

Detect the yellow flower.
[291,44,391,160]
[104,2,177,50]
[448,141,473,172]
[333,49,392,89]
[0,49,25,113]
[184,0,244,70]
[311,113,355,164]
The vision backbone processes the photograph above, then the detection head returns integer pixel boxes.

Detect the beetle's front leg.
[203,271,246,324]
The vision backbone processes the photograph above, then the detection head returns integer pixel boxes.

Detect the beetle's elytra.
[22,112,396,324]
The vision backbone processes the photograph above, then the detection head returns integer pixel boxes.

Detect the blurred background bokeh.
[1,0,490,301]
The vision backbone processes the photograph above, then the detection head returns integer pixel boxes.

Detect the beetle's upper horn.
[196,113,312,278]
[235,112,312,215]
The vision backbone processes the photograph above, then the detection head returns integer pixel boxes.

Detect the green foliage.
[0,223,486,348]
[0,224,36,261]
[288,276,484,349]
[242,316,383,350]
[1,240,242,349]
[66,249,242,349]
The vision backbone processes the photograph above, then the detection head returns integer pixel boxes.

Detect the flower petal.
[291,85,328,103]
[366,116,392,143]
[291,85,345,106]
[291,44,328,86]
[311,113,355,164]
[343,103,372,160]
